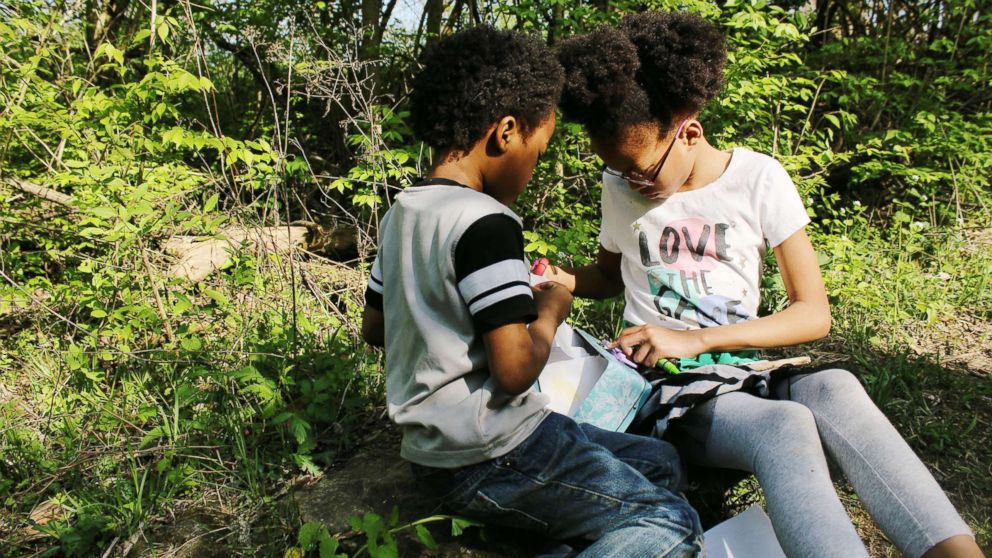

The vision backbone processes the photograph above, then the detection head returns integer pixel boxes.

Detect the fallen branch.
[1,176,75,207]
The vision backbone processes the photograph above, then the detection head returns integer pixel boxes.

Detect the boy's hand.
[608,324,706,364]
[532,281,573,324]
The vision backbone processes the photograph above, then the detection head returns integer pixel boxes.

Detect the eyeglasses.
[604,118,689,187]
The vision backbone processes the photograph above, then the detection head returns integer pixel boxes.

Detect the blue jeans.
[412,413,702,557]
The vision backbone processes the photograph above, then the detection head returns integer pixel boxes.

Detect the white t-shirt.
[600,147,810,331]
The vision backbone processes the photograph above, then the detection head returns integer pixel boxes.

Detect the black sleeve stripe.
[369,274,383,288]
[466,280,530,307]
[454,213,525,281]
[364,285,383,311]
[471,294,538,333]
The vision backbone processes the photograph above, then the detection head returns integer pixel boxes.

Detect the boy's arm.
[362,307,385,347]
[455,214,572,394]
[543,246,624,299]
[483,282,571,395]
[361,256,385,347]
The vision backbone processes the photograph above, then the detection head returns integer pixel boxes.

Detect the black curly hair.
[558,11,726,141]
[410,26,565,152]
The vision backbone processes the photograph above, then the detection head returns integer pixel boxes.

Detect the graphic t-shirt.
[600,147,810,331]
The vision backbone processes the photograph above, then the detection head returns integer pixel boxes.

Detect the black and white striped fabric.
[364,212,536,332]
[365,256,384,311]
[633,364,806,437]
[454,214,536,332]
[360,180,549,468]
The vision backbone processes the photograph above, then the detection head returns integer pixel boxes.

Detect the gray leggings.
[669,368,973,558]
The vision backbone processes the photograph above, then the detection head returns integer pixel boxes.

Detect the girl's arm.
[614,227,832,364]
[543,247,624,299]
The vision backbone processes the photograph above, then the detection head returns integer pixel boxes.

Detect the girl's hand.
[607,324,707,364]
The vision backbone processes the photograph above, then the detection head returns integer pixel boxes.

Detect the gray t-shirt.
[365,180,550,468]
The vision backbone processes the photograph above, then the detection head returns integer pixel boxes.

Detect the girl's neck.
[680,138,732,193]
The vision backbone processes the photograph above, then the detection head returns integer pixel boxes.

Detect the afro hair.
[558,11,726,140]
[409,26,565,152]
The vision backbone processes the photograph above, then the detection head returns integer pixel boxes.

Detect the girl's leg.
[780,368,978,558]
[670,391,868,558]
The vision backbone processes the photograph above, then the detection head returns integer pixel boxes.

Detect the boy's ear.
[490,116,519,154]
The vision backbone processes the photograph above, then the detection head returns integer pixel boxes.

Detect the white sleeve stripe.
[368,256,384,293]
[457,259,528,302]
[467,284,533,314]
[367,279,383,294]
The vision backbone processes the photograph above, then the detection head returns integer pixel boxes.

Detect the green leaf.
[450,516,482,536]
[362,513,383,542]
[180,336,202,351]
[157,21,170,43]
[298,521,323,550]
[204,289,229,306]
[204,192,219,213]
[172,293,193,314]
[89,206,118,219]
[318,534,343,558]
[414,524,438,550]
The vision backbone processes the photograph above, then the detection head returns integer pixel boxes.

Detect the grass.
[2,179,990,557]
[3,232,991,557]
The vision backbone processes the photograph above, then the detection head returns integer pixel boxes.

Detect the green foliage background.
[1,0,990,555]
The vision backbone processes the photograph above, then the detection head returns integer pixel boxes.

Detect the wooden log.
[163,226,308,282]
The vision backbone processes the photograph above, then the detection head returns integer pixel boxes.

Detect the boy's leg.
[668,391,868,558]
[417,413,701,558]
[780,369,974,558]
[578,422,686,494]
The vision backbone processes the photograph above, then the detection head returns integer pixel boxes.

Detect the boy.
[361,26,701,557]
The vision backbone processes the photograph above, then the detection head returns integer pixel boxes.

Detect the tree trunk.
[546,3,564,45]
[425,0,444,41]
[85,0,131,51]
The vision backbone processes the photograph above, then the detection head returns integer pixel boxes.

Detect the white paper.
[538,355,607,416]
[702,505,786,558]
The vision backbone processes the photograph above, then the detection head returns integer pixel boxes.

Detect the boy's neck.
[680,138,732,193]
[427,148,517,206]
[428,149,485,193]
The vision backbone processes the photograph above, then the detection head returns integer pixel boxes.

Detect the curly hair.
[558,11,726,140]
[410,27,565,152]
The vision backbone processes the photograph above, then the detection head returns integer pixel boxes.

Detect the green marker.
[656,359,680,375]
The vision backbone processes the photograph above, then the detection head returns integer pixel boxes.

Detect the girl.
[547,11,982,558]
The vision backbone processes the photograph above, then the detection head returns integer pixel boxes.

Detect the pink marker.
[530,257,550,276]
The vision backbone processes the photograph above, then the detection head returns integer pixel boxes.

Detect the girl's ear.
[683,119,704,146]
[491,116,519,154]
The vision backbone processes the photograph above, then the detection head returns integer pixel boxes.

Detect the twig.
[138,239,177,347]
